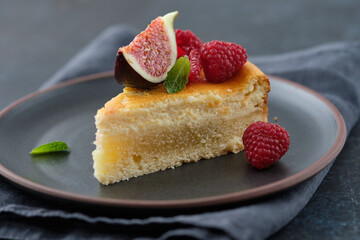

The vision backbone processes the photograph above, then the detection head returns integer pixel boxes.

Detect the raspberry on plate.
[242,121,290,169]
[188,49,202,84]
[175,29,203,55]
[201,40,247,83]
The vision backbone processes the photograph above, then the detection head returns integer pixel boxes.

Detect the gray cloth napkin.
[1,24,360,240]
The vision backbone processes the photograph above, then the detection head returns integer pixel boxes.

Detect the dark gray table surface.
[1,1,359,239]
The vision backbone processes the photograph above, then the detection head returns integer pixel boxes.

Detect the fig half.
[115,11,178,88]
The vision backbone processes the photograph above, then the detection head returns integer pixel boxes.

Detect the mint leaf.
[164,56,190,94]
[30,141,70,155]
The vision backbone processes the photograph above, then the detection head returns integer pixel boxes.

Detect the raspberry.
[201,40,247,83]
[177,46,186,59]
[175,29,203,55]
[242,121,290,169]
[188,49,202,84]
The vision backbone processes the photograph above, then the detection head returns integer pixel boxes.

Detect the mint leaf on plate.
[30,141,70,155]
[164,56,190,94]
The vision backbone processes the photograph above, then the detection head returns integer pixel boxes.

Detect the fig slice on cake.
[115,11,178,88]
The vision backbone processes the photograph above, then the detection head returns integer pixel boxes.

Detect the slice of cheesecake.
[92,62,270,185]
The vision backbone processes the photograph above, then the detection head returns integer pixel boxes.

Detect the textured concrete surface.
[1,0,359,239]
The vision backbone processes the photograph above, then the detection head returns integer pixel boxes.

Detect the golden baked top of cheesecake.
[99,62,269,115]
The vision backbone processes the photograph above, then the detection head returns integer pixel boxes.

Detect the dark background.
[1,0,359,239]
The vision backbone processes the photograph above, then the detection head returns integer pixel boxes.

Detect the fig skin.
[114,52,160,89]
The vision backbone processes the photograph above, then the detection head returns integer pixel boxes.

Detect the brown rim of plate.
[0,72,347,209]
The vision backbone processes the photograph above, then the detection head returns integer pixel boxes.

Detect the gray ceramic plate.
[0,73,346,209]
